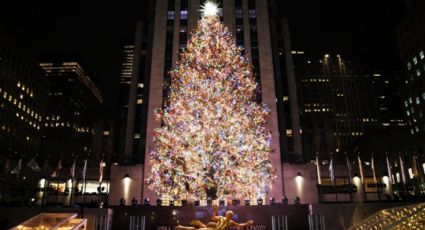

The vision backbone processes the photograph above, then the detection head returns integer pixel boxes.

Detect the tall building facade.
[115,19,152,165]
[136,0,283,200]
[295,54,379,159]
[0,39,48,164]
[39,61,103,165]
[396,0,425,154]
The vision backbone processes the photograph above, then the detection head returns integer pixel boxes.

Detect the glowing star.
[201,1,219,17]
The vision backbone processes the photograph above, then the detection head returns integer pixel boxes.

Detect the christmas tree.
[146,1,275,201]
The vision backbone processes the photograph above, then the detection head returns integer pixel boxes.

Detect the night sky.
[0,0,405,110]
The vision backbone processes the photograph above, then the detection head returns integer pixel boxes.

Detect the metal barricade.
[129,216,146,230]
[271,215,288,230]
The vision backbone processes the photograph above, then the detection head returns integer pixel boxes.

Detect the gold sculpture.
[176,205,254,230]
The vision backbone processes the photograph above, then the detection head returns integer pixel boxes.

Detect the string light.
[146,7,275,201]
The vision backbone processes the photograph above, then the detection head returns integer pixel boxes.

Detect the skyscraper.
[0,39,48,164]
[295,53,379,159]
[39,60,103,165]
[115,19,152,165]
[396,0,425,154]
[134,0,283,201]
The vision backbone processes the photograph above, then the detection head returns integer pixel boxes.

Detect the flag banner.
[316,155,322,184]
[358,155,364,183]
[4,158,11,174]
[26,158,41,172]
[345,153,352,182]
[82,159,88,182]
[399,155,407,184]
[371,155,377,184]
[70,160,76,180]
[11,159,22,175]
[98,160,105,184]
[386,155,393,184]
[329,156,335,183]
[412,155,419,179]
[51,159,62,178]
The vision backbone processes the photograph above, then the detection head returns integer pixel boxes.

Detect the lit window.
[138,83,144,88]
[235,9,243,19]
[249,9,256,18]
[415,126,419,132]
[137,99,143,104]
[411,107,415,113]
[407,62,412,70]
[17,81,21,87]
[416,97,421,104]
[422,92,425,100]
[406,109,410,115]
[409,97,413,104]
[134,133,141,139]
[181,10,188,19]
[417,69,421,77]
[413,57,418,65]
[167,11,174,19]
[420,50,425,60]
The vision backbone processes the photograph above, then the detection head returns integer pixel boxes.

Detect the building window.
[420,50,424,60]
[417,69,421,77]
[181,11,188,19]
[249,9,256,18]
[167,11,175,19]
[235,9,243,19]
[409,97,413,104]
[405,101,409,107]
[407,62,412,70]
[406,110,410,116]
[416,97,421,104]
[422,92,425,100]
[413,57,418,65]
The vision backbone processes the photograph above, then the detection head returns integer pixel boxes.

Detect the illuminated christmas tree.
[146,1,275,201]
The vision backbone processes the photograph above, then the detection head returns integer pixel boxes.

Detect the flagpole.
[344,152,353,202]
[357,154,366,201]
[371,153,381,201]
[316,153,322,185]
[399,153,407,199]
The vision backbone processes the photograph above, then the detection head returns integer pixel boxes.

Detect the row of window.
[1,88,42,122]
[407,50,425,70]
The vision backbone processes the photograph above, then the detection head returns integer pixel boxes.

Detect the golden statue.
[176,205,254,230]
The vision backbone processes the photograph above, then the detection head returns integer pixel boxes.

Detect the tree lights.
[145,4,275,202]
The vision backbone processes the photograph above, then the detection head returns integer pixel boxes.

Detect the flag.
[4,158,11,174]
[26,158,41,172]
[399,154,406,184]
[51,159,62,178]
[81,159,88,193]
[70,160,76,181]
[358,155,364,183]
[345,152,352,182]
[371,155,377,184]
[386,155,393,184]
[82,159,88,183]
[11,159,22,175]
[98,159,105,184]
[329,155,335,183]
[315,154,322,184]
[412,155,419,179]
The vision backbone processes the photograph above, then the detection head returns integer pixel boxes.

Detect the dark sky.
[0,0,404,110]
